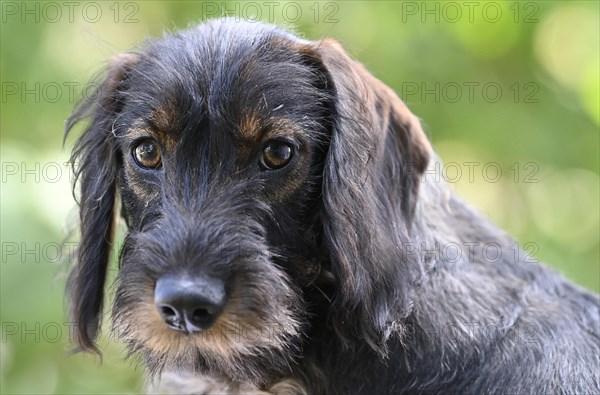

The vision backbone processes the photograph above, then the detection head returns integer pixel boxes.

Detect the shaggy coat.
[65,19,600,394]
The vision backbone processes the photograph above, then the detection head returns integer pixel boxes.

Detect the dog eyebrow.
[122,108,183,148]
[125,118,174,149]
[125,119,151,138]
[233,114,305,161]
[240,115,304,140]
[149,106,177,132]
[238,113,262,140]
[263,120,305,142]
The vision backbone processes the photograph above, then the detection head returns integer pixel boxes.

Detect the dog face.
[66,20,431,384]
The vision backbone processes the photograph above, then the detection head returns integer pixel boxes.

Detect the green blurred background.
[1,1,598,393]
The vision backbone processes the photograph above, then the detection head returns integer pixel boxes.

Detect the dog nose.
[154,274,226,333]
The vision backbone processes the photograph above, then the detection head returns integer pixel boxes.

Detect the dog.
[65,19,600,394]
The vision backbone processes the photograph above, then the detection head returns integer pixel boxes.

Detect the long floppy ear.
[312,39,432,353]
[65,53,138,353]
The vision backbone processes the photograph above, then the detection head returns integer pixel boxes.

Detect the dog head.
[66,19,431,384]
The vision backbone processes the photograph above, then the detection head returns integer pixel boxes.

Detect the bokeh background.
[1,1,598,393]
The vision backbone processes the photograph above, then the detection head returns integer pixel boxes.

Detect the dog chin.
[138,332,301,386]
[112,289,304,384]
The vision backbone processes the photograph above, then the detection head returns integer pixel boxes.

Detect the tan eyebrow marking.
[126,117,176,151]
[236,114,305,160]
[150,105,177,133]
[239,113,262,140]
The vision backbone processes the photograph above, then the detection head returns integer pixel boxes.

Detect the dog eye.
[132,140,162,169]
[260,140,293,170]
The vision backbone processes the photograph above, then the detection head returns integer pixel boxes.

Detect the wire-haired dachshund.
[65,19,600,394]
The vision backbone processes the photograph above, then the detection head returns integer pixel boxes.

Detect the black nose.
[154,273,226,333]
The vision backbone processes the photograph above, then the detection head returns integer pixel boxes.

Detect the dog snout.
[154,273,226,333]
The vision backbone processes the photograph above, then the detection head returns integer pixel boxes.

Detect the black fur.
[65,19,600,394]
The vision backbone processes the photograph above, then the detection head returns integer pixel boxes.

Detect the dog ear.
[65,53,138,353]
[310,39,432,353]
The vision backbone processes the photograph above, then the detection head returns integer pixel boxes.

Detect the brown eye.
[260,140,293,170]
[132,140,162,169]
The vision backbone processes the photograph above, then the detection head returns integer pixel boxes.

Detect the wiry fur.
[65,19,600,394]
